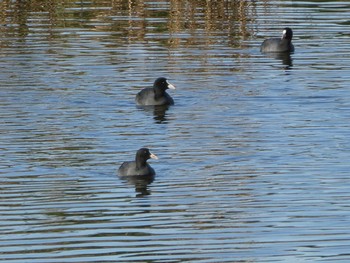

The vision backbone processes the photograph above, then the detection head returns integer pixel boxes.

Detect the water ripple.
[1,0,350,262]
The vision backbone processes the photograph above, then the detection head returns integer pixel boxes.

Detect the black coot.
[135,77,176,106]
[260,28,294,53]
[118,148,158,177]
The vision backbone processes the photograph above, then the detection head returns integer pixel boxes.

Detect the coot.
[260,28,294,53]
[135,77,176,106]
[118,148,158,177]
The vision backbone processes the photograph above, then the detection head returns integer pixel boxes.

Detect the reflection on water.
[1,0,350,262]
[137,105,171,124]
[0,0,258,47]
[119,175,155,197]
[262,52,293,69]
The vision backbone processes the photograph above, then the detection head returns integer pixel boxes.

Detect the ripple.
[1,0,350,262]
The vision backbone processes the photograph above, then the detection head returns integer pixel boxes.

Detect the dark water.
[1,0,350,262]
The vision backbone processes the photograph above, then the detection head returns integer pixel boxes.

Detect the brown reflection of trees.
[167,0,257,48]
[0,0,258,47]
[0,0,61,44]
[107,0,257,47]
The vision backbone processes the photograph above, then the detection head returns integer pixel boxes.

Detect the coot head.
[136,148,158,163]
[282,27,293,41]
[153,77,176,91]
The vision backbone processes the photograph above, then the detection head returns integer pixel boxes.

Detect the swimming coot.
[135,77,176,106]
[260,28,294,53]
[118,148,158,177]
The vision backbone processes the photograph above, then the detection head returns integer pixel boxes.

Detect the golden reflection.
[166,0,257,48]
[0,0,258,48]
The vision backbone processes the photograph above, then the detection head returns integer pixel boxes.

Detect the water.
[1,0,350,262]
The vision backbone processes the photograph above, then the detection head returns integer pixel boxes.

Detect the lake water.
[1,0,350,262]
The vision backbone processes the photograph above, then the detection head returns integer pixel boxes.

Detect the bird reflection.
[120,175,154,197]
[264,52,293,69]
[137,105,170,124]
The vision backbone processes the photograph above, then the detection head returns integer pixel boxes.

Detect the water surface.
[1,0,350,262]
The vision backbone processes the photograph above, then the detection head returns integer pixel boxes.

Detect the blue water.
[1,1,350,262]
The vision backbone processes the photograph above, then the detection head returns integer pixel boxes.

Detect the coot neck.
[153,87,166,99]
[135,153,147,168]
